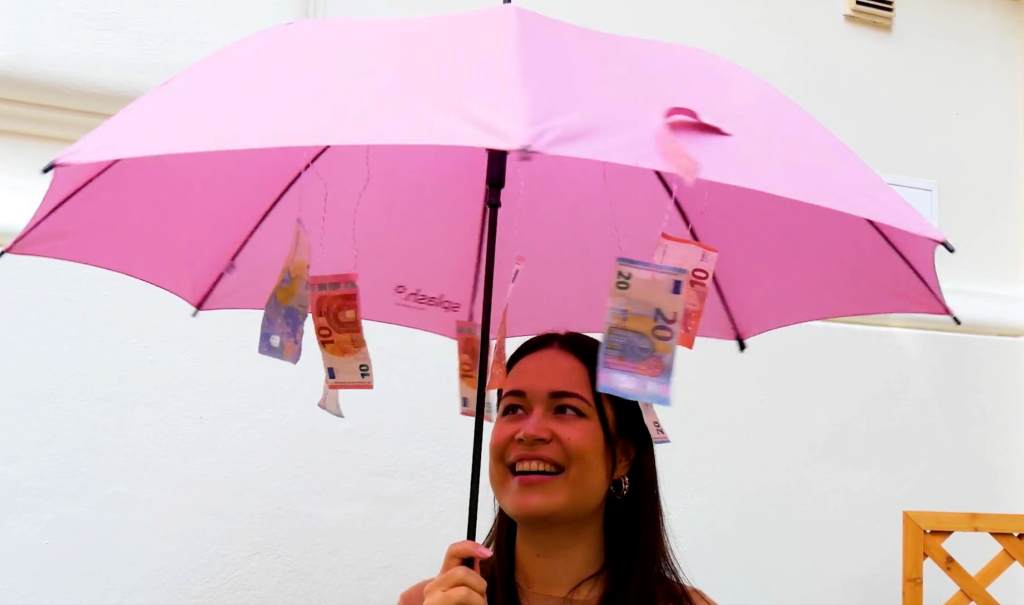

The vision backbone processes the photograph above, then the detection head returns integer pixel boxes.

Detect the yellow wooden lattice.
[903,511,1024,605]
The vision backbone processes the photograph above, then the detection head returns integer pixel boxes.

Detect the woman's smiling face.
[489,347,627,525]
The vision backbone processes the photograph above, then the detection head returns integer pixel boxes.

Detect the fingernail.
[476,546,493,558]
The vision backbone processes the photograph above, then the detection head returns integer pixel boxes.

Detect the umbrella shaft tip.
[486,150,508,191]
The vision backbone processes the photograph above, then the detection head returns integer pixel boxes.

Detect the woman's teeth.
[513,460,562,475]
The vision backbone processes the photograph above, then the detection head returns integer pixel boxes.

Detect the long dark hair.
[481,332,695,605]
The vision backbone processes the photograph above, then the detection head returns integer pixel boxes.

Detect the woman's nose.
[514,412,552,444]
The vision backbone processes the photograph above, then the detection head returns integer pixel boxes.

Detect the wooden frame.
[903,511,1024,605]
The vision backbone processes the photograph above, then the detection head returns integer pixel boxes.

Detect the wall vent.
[845,0,895,27]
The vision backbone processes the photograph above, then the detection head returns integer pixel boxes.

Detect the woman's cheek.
[491,421,514,443]
[489,423,514,459]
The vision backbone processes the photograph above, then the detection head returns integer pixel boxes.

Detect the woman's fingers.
[438,540,492,574]
[420,542,492,605]
[423,585,486,605]
[425,565,488,595]
[447,586,486,605]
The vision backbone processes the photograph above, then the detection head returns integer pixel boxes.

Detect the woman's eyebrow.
[548,390,594,408]
[499,389,528,401]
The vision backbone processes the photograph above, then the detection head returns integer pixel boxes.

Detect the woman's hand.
[421,540,492,605]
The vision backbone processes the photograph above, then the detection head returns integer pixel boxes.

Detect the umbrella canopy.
[5,5,954,346]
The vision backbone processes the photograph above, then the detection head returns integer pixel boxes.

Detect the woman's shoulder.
[397,579,431,605]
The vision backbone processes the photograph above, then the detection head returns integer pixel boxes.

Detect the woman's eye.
[500,403,525,417]
[554,404,585,417]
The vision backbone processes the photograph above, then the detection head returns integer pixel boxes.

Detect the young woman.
[400,332,714,605]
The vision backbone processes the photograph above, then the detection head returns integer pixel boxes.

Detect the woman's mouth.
[509,459,565,477]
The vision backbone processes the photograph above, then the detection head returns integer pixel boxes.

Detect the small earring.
[610,475,630,499]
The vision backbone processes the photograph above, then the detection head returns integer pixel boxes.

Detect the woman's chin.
[500,495,564,522]
[504,506,563,525]
[501,493,592,526]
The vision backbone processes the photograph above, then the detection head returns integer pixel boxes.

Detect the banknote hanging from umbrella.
[1,4,958,543]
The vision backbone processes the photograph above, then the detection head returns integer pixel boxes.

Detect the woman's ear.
[614,439,635,478]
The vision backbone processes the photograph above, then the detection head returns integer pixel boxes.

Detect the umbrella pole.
[465,149,507,547]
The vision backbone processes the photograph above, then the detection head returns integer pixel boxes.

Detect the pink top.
[398,579,716,605]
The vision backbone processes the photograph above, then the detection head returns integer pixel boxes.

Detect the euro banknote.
[318,382,343,418]
[258,221,310,364]
[457,320,494,421]
[653,233,718,349]
[640,403,670,444]
[486,256,525,391]
[597,258,686,406]
[308,273,374,389]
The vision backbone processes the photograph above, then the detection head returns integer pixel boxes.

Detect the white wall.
[1,1,1022,604]
[1,257,1021,604]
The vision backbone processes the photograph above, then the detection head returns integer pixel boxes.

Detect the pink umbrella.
[2,4,955,540]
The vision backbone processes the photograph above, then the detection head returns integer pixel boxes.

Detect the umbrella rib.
[865,219,961,325]
[191,145,331,316]
[0,160,120,259]
[654,171,747,352]
[467,195,488,322]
